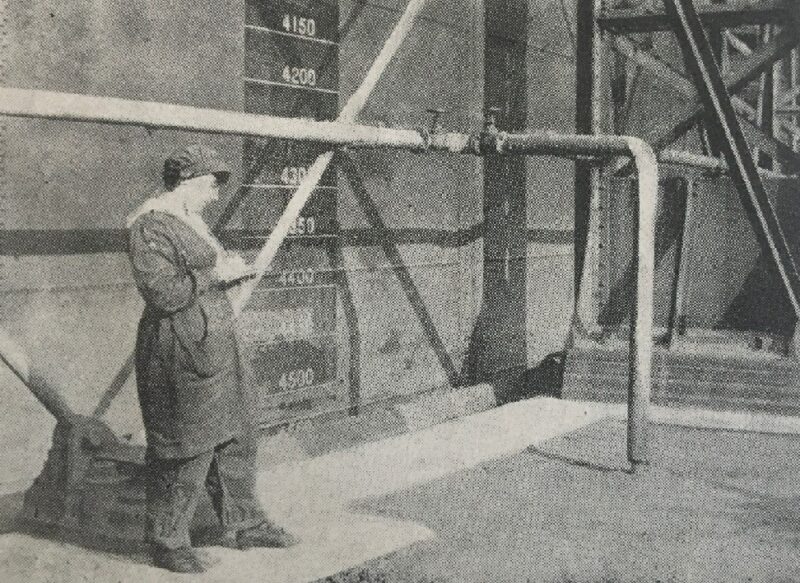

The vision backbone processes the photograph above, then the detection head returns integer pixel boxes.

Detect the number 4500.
[279,368,315,391]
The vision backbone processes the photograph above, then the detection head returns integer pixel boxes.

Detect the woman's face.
[180,174,220,214]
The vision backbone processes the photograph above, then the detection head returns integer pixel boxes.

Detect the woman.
[127,144,298,573]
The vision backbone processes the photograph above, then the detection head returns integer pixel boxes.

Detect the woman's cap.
[163,144,232,185]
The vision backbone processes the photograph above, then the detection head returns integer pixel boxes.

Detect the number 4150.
[282,14,316,37]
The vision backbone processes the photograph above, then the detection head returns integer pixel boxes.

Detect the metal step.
[562,344,800,416]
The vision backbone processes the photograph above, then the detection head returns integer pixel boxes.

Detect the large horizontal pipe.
[0,85,656,466]
[0,87,429,150]
[659,149,792,178]
[0,86,772,175]
[0,86,649,162]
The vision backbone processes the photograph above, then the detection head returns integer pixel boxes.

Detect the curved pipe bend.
[0,85,657,466]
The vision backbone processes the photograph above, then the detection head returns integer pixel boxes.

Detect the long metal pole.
[91,0,432,411]
[623,137,656,467]
[658,148,790,177]
[233,0,431,315]
[0,327,76,422]
[0,88,657,465]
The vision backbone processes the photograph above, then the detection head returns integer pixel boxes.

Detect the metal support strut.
[663,0,800,320]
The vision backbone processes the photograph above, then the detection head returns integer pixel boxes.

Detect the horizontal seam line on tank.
[245,24,339,46]
[251,283,338,292]
[241,184,339,190]
[0,228,574,255]
[243,77,339,95]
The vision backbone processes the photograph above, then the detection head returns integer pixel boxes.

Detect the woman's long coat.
[128,210,252,459]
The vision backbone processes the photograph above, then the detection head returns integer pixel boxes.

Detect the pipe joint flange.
[494,131,508,154]
[702,167,725,179]
[466,132,483,155]
[417,127,432,152]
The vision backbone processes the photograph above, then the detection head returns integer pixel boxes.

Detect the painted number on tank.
[269,308,313,338]
[281,66,317,87]
[280,166,309,185]
[287,216,316,236]
[278,367,316,391]
[282,15,316,37]
[277,268,315,287]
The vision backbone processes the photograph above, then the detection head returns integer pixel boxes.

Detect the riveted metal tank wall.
[0,0,580,489]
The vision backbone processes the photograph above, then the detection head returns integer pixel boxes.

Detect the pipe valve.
[469,106,506,154]
[425,107,447,133]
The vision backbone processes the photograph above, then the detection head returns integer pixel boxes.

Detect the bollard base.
[19,417,150,553]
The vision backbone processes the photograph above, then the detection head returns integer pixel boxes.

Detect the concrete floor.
[343,420,800,583]
[2,398,800,582]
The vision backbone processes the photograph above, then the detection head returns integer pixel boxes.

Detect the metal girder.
[781,85,800,106]
[656,28,799,165]
[611,29,800,171]
[756,26,777,169]
[600,0,791,33]
[663,0,800,318]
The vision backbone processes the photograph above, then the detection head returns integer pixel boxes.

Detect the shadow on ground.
[0,492,23,535]
[332,419,800,583]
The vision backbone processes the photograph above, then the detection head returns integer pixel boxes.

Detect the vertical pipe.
[574,0,603,311]
[624,137,657,468]
[481,0,528,397]
[668,179,695,346]
[498,131,657,466]
[793,48,799,152]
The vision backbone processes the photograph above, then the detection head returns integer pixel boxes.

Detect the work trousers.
[145,437,266,550]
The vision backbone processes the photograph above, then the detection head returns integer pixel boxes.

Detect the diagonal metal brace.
[651,26,800,166]
[610,28,800,173]
[662,0,800,319]
[335,150,461,387]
